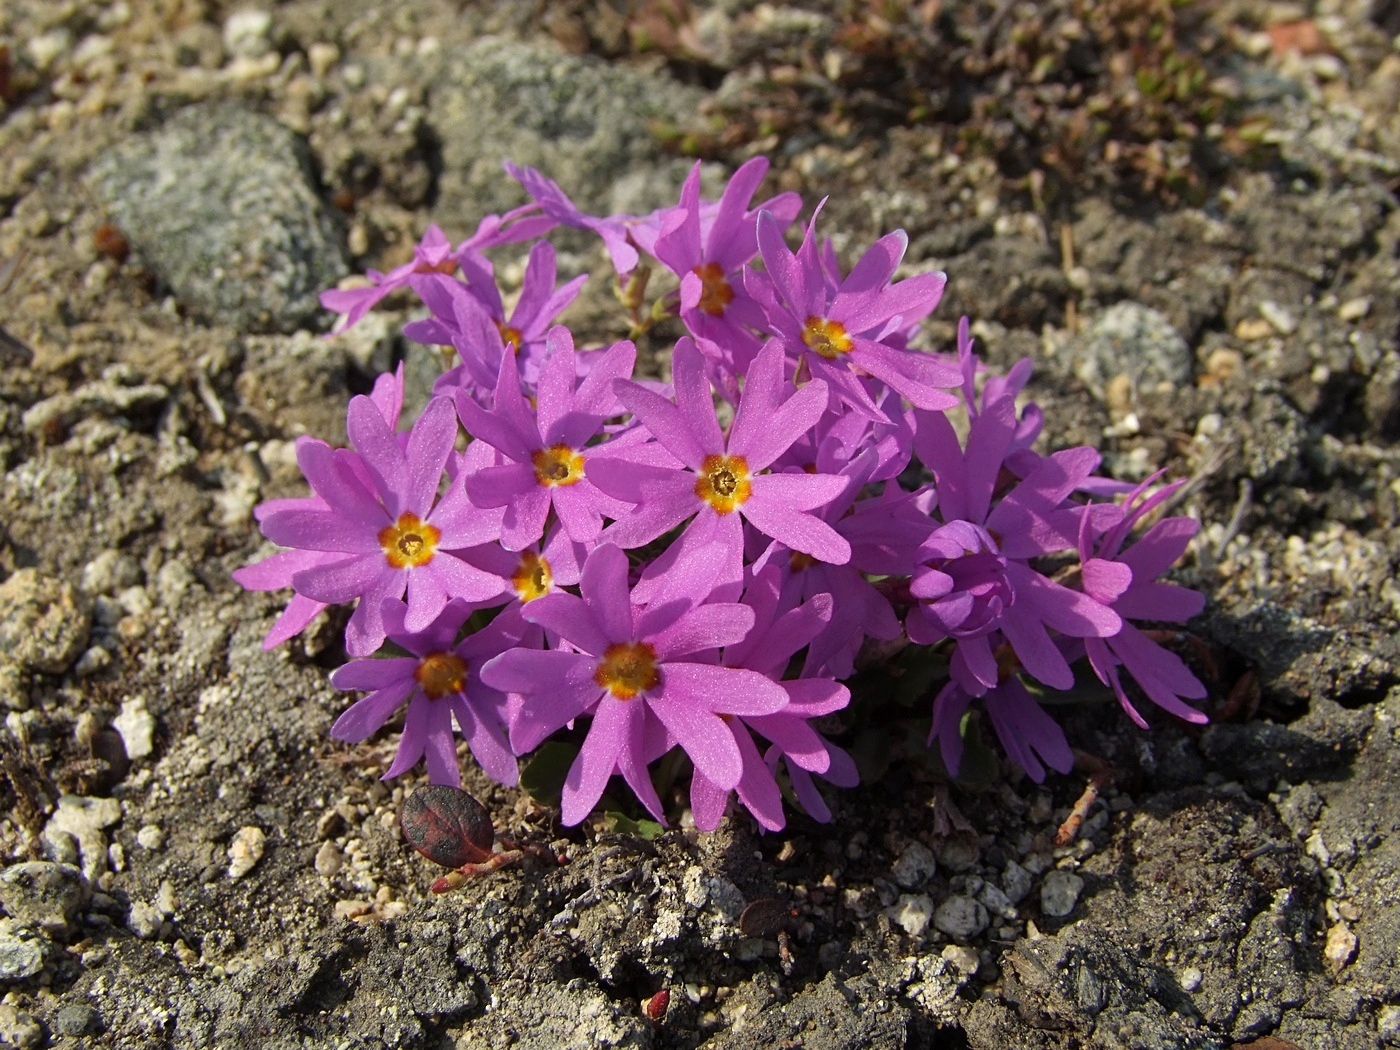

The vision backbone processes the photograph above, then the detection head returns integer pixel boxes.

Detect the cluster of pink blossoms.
[234,158,1208,831]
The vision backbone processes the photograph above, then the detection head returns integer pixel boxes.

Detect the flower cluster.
[235,158,1207,831]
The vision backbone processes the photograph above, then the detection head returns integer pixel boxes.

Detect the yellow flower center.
[594,641,660,701]
[789,550,816,572]
[378,512,441,569]
[496,320,523,354]
[693,261,734,317]
[511,551,553,602]
[414,652,469,699]
[531,444,585,487]
[694,454,751,515]
[801,316,853,359]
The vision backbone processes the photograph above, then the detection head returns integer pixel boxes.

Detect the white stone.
[223,9,273,58]
[136,824,165,850]
[1040,870,1085,918]
[886,894,934,937]
[227,826,267,880]
[113,696,156,760]
[933,895,989,939]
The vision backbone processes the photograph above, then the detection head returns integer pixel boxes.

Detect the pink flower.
[689,568,856,831]
[749,209,961,419]
[589,337,851,598]
[330,601,520,787]
[479,544,789,825]
[258,397,506,655]
[1078,477,1208,727]
[456,329,641,550]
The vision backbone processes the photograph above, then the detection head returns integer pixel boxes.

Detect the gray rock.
[0,862,88,933]
[52,1002,101,1036]
[1075,301,1193,397]
[933,895,990,939]
[891,841,937,888]
[0,922,47,982]
[1040,870,1085,918]
[429,40,704,223]
[90,103,348,332]
[0,569,91,674]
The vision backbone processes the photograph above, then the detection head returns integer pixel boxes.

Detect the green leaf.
[519,741,578,808]
[600,812,665,840]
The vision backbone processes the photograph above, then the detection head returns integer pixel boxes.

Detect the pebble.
[0,1004,43,1049]
[223,9,273,59]
[0,922,47,981]
[314,841,343,877]
[1324,922,1357,974]
[977,881,1017,920]
[940,944,981,976]
[52,1003,101,1037]
[1259,300,1298,336]
[0,862,88,932]
[80,550,142,595]
[935,834,979,873]
[112,696,156,760]
[1040,870,1085,918]
[42,796,122,882]
[1001,860,1034,904]
[0,569,92,674]
[307,41,340,78]
[1076,301,1193,397]
[1378,1004,1400,1043]
[227,826,267,879]
[136,824,165,850]
[128,900,164,940]
[886,894,934,937]
[891,842,937,889]
[1179,965,1203,992]
[933,895,989,939]
[1337,296,1371,322]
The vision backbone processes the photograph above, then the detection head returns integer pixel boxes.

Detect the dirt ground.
[2,1,1399,1047]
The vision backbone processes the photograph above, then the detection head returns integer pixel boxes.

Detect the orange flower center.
[414,652,469,699]
[789,550,816,572]
[496,320,523,354]
[594,641,660,700]
[414,257,458,276]
[693,261,734,318]
[511,551,553,602]
[531,444,585,487]
[801,316,853,359]
[694,454,751,515]
[378,512,441,569]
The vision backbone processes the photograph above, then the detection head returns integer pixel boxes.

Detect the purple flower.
[749,209,961,419]
[689,568,855,831]
[320,225,459,335]
[651,158,802,372]
[589,337,851,596]
[506,163,641,277]
[330,601,519,787]
[456,329,641,550]
[258,396,506,656]
[235,366,407,648]
[1077,478,1208,727]
[406,241,588,401]
[479,544,789,825]
[930,675,1074,783]
[912,397,1123,693]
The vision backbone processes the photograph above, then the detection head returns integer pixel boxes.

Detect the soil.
[1,1,1399,1048]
